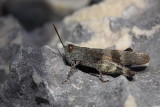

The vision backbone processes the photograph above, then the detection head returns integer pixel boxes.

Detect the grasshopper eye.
[67,44,74,52]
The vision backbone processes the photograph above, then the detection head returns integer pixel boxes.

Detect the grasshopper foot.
[99,72,109,83]
[99,77,109,82]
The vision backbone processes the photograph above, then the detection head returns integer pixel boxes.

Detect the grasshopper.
[53,24,150,83]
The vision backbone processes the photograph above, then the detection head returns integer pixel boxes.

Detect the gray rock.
[0,16,22,83]
[0,44,20,66]
[109,18,132,32]
[0,46,56,107]
[62,23,94,44]
[0,16,23,48]
[23,23,55,48]
[0,0,160,107]
[131,31,160,106]
[110,2,160,32]
[0,44,159,107]
[53,1,160,106]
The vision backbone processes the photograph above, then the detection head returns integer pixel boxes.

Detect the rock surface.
[0,0,160,107]
[0,16,22,83]
[0,46,150,107]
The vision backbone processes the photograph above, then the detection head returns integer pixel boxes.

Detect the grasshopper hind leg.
[89,71,109,82]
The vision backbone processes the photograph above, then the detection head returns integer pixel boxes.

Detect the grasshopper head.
[64,44,83,64]
[52,24,83,64]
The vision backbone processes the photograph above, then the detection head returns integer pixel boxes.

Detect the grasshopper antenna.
[53,24,65,48]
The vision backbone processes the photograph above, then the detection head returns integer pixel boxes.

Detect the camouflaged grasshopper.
[53,24,150,83]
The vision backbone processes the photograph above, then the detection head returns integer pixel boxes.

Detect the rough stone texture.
[0,46,150,107]
[132,35,160,106]
[110,2,160,31]
[61,0,147,50]
[1,36,160,106]
[0,46,55,107]
[64,23,94,44]
[0,0,160,107]
[0,16,54,83]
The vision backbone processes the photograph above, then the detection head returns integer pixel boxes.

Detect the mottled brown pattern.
[101,49,150,65]
[101,56,112,62]
[53,25,147,83]
[111,50,121,64]
[84,48,103,63]
[82,48,150,65]
[119,51,150,65]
